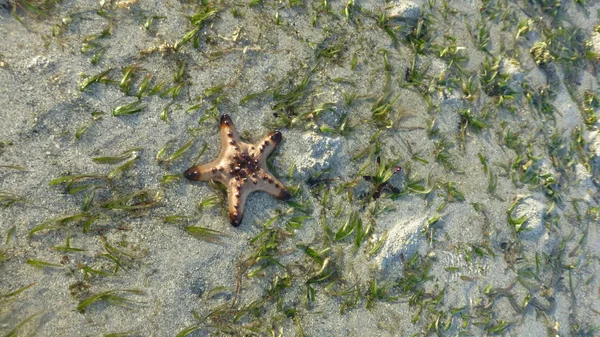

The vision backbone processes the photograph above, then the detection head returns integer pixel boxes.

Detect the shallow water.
[1,0,599,336]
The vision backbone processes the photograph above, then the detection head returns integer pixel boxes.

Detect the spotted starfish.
[184,114,291,226]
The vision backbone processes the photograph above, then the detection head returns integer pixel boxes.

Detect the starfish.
[184,114,291,226]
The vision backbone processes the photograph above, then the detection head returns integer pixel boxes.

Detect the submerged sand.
[1,0,599,336]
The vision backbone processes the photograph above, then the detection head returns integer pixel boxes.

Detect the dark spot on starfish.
[270,131,282,143]
[229,140,235,145]
[218,167,224,172]
[230,212,241,227]
[264,140,270,146]
[278,190,292,200]
[220,114,232,126]
[184,167,201,181]
[227,132,232,137]
[211,167,217,173]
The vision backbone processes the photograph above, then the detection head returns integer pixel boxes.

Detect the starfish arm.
[219,114,240,146]
[257,170,292,200]
[227,179,255,227]
[251,131,283,164]
[184,161,227,184]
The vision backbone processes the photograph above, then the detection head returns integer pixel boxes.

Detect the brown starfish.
[184,114,291,226]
